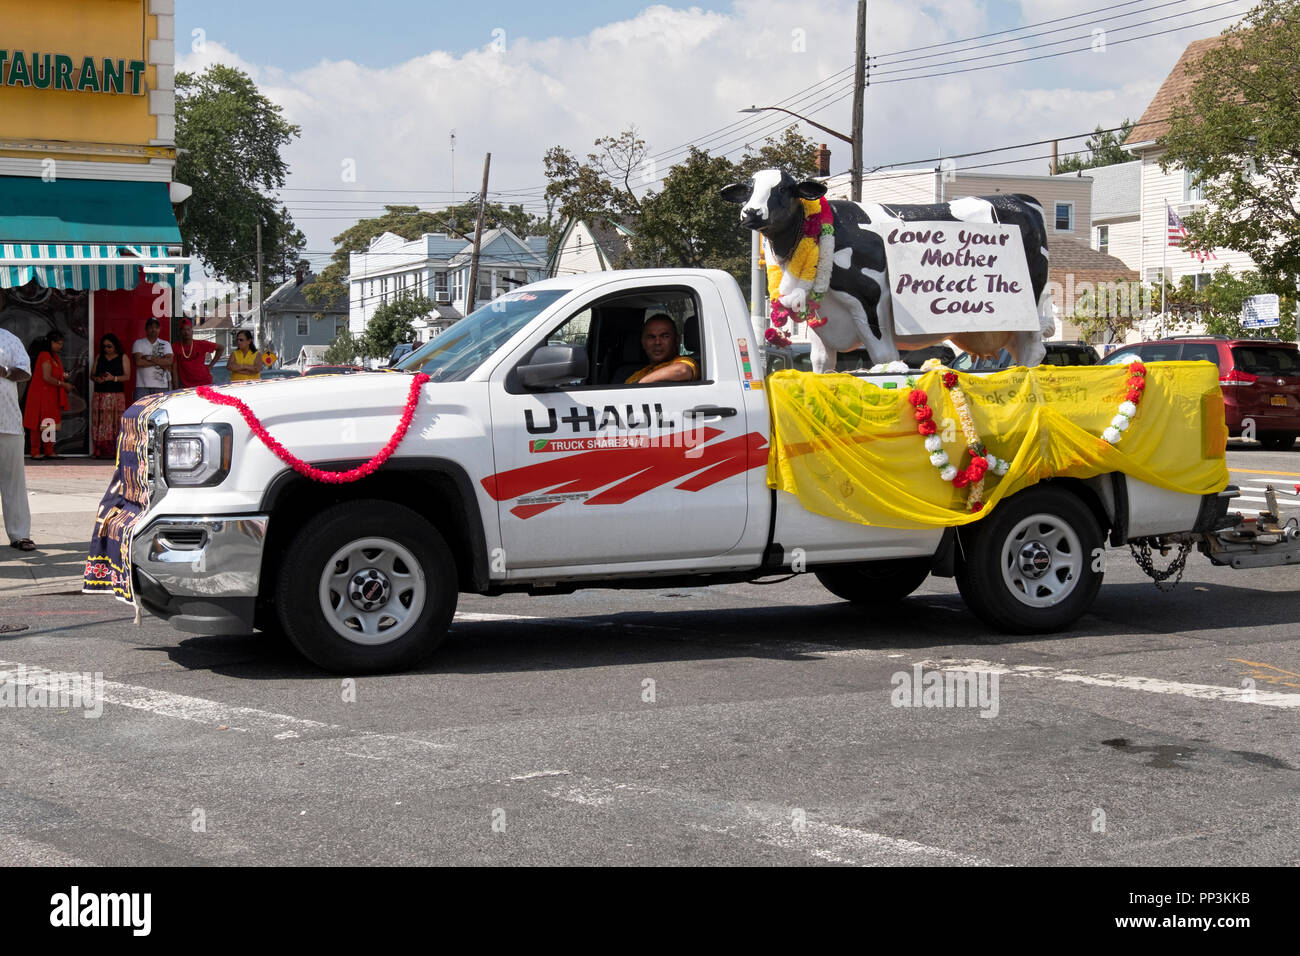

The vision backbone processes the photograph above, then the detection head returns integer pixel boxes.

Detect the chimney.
[817,143,831,178]
[295,263,306,285]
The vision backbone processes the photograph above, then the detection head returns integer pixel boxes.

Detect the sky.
[172,0,1255,293]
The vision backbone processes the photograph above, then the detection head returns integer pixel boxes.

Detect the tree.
[304,203,541,312]
[175,65,305,283]
[1153,268,1296,340]
[322,329,362,365]
[1054,120,1136,174]
[360,293,433,359]
[1159,0,1300,277]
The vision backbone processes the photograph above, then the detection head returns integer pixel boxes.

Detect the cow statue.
[721,170,1056,372]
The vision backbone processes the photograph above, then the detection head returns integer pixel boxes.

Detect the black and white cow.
[721,169,1055,372]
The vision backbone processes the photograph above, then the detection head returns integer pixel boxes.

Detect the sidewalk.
[2,459,115,598]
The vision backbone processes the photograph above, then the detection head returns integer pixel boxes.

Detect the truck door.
[484,277,764,572]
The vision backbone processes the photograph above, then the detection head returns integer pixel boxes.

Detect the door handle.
[683,405,737,418]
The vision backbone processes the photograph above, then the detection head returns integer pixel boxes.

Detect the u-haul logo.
[524,403,675,434]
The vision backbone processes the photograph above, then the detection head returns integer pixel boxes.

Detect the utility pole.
[450,129,457,198]
[255,221,265,348]
[851,0,866,202]
[465,152,491,315]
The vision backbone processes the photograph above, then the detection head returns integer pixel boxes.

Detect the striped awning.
[0,243,190,291]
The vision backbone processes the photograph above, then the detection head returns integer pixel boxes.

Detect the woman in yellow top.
[226,331,264,382]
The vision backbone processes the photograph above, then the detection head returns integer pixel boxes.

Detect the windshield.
[396,289,568,382]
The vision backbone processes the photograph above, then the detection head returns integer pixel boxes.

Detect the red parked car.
[1102,336,1300,449]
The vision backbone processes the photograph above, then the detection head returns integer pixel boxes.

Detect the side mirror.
[518,343,588,388]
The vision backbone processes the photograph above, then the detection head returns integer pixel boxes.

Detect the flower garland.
[764,197,836,347]
[195,373,430,484]
[906,360,1148,513]
[906,368,1006,514]
[1103,360,1146,444]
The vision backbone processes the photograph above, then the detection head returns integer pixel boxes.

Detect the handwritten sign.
[872,222,1039,335]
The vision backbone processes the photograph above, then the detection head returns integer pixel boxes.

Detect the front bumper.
[130,514,269,635]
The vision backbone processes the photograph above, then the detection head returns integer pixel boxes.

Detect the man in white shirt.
[132,317,174,401]
[0,326,36,551]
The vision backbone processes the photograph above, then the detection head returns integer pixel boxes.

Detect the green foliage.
[1152,268,1297,339]
[1070,275,1153,343]
[1159,1,1300,276]
[360,293,433,359]
[543,125,822,289]
[322,329,362,365]
[304,203,541,313]
[175,65,305,282]
[1054,120,1136,174]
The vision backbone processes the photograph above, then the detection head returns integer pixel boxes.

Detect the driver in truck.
[625,314,699,384]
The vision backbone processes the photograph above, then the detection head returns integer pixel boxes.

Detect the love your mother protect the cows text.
[878,221,1040,336]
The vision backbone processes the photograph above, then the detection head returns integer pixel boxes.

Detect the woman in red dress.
[23,332,72,459]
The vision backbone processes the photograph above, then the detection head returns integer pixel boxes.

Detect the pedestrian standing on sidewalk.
[22,332,71,460]
[132,317,173,402]
[172,318,223,388]
[0,326,36,551]
[91,333,130,459]
[227,330,265,382]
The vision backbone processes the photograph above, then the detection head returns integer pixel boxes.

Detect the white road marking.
[510,769,572,781]
[544,778,988,866]
[453,611,539,622]
[915,659,1300,709]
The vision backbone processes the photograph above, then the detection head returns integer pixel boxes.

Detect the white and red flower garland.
[196,373,430,484]
[1103,359,1146,444]
[763,197,836,348]
[906,361,1145,514]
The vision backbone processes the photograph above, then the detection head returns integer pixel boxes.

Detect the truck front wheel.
[275,500,457,673]
[955,485,1103,634]
[813,557,932,604]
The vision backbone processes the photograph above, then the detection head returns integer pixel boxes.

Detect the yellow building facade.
[0,0,187,456]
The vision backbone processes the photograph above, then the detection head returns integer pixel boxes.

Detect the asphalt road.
[0,444,1297,866]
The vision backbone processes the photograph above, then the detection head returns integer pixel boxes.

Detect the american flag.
[1167,203,1217,262]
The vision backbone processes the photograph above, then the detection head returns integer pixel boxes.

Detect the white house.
[1123,34,1255,290]
[348,228,549,342]
[1071,160,1142,273]
[547,217,635,277]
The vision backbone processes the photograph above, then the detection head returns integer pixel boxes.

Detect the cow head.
[720,169,827,232]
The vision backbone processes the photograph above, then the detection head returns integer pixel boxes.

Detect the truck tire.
[955,485,1103,635]
[275,500,457,673]
[1258,431,1296,451]
[814,558,932,604]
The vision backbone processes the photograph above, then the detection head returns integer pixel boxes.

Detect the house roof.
[1125,34,1229,149]
[263,270,347,315]
[1048,234,1138,278]
[1085,160,1141,220]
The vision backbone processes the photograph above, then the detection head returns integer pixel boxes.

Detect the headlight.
[164,424,233,487]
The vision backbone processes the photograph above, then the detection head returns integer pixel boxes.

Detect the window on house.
[1097,225,1109,254]
[297,316,309,336]
[1192,273,1212,291]
[336,320,347,338]
[434,271,449,298]
[477,271,493,303]
[1054,202,1073,232]
[1184,168,1205,203]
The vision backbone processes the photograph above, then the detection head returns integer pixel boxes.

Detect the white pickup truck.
[118,269,1255,672]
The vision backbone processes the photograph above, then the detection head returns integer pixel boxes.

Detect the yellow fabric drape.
[766,362,1229,530]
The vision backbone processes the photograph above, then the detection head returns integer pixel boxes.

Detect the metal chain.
[1129,539,1194,591]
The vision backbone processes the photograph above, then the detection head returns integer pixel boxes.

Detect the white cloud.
[174,0,1236,268]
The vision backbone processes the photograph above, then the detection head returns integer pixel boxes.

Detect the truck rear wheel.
[1258,431,1296,451]
[955,485,1103,634]
[814,558,932,604]
[275,500,457,673]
